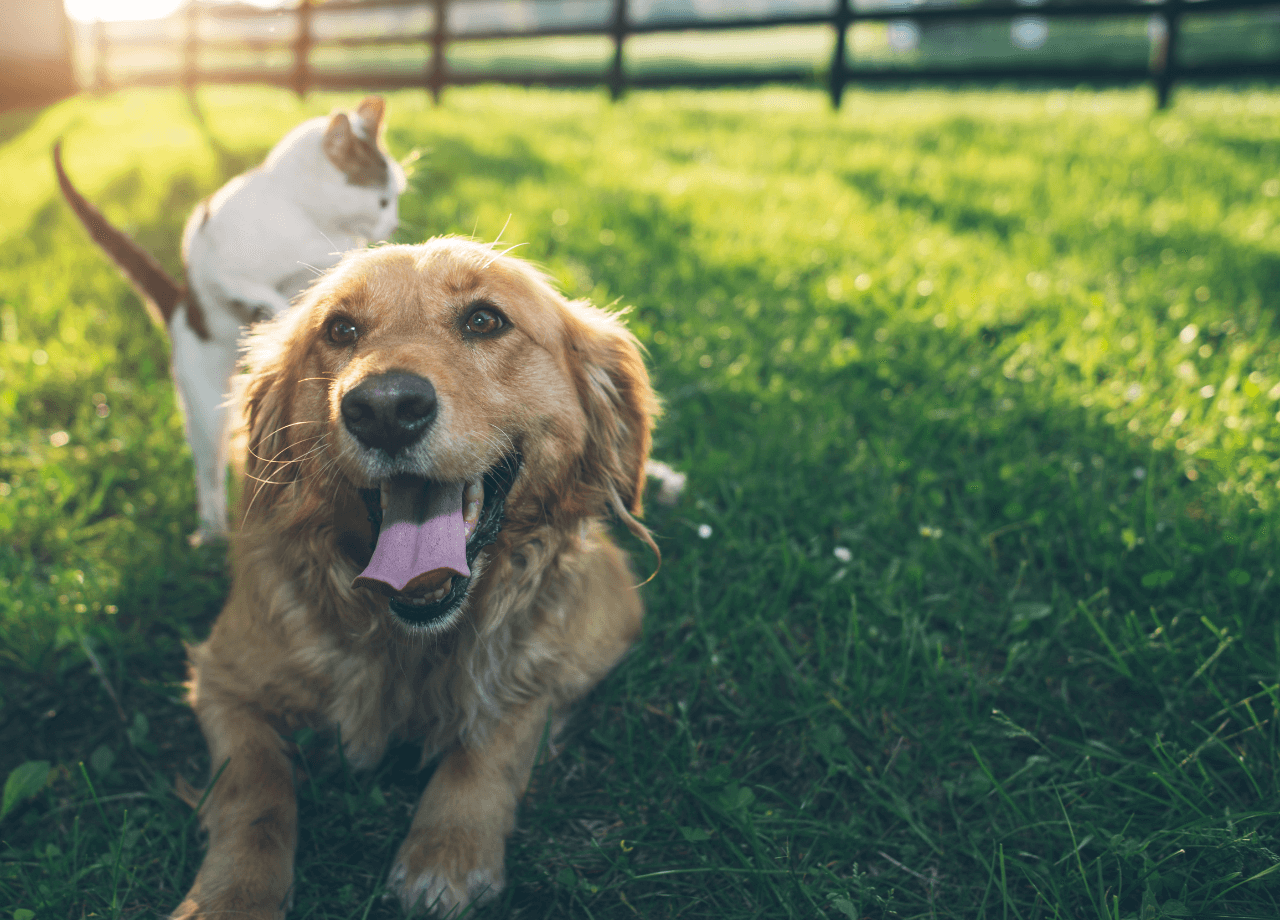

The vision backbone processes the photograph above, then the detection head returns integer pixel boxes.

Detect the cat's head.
[320,96,407,242]
[263,96,407,244]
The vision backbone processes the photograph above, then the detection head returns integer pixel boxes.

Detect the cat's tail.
[53,140,184,329]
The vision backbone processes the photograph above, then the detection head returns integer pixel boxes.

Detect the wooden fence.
[87,0,1280,108]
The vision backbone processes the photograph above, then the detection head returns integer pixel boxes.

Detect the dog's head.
[238,238,657,632]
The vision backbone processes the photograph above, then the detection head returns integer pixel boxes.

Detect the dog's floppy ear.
[564,300,660,548]
[236,326,302,522]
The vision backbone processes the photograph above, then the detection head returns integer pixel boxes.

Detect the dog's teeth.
[398,579,454,608]
[463,478,484,534]
[428,579,452,602]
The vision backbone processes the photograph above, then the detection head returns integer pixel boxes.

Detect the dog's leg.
[171,316,239,545]
[172,690,298,920]
[389,539,642,915]
[389,696,554,915]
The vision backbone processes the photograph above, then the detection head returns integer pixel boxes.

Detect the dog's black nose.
[341,372,438,455]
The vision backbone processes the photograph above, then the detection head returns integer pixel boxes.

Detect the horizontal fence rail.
[84,0,1280,108]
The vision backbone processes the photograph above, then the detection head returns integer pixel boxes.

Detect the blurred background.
[4,0,1279,113]
[3,3,1280,919]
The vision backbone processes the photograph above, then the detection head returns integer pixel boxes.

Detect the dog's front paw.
[389,827,505,915]
[170,889,288,920]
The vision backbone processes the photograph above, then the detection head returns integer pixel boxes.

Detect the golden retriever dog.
[172,237,658,918]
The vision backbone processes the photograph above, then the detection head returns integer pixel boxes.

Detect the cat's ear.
[324,111,390,188]
[355,96,386,138]
[323,111,356,162]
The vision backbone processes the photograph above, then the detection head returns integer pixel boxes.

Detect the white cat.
[55,96,406,544]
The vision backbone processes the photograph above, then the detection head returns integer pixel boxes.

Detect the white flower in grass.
[645,459,687,506]
[919,525,943,539]
[1132,467,1147,481]
[697,524,712,539]
[833,546,852,563]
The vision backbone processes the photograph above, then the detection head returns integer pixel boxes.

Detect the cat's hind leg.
[171,306,239,545]
[209,275,293,323]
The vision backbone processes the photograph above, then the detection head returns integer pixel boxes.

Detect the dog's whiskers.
[244,438,327,486]
[495,241,528,263]
[482,238,528,270]
[242,428,331,520]
[259,420,323,438]
[242,467,275,523]
[301,450,345,489]
[316,229,342,260]
[491,215,513,250]
[289,440,331,469]
[481,425,517,456]
[247,429,323,467]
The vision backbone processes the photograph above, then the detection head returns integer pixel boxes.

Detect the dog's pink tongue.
[353,477,469,594]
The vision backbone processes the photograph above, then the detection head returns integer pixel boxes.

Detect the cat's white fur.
[176,101,405,542]
[56,97,406,543]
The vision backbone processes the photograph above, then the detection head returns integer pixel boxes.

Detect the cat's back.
[181,144,327,268]
[183,103,400,289]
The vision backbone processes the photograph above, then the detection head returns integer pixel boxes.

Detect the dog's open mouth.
[354,457,519,627]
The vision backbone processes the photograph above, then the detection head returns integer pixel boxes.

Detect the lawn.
[1,83,1279,919]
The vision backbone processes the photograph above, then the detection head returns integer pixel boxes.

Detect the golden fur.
[172,238,658,918]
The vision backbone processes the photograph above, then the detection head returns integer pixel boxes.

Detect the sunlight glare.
[64,1,284,23]
[64,1,186,22]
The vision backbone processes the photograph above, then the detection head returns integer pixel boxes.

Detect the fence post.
[830,0,850,109]
[1154,0,1181,109]
[609,0,627,102]
[93,18,108,92]
[293,0,312,98]
[428,0,447,104]
[183,1,199,92]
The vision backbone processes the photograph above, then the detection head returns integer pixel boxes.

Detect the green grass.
[2,83,1280,919]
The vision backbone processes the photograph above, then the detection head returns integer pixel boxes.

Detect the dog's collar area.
[358,455,520,626]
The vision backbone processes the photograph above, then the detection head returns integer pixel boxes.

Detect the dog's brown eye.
[328,318,359,346]
[464,307,505,336]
